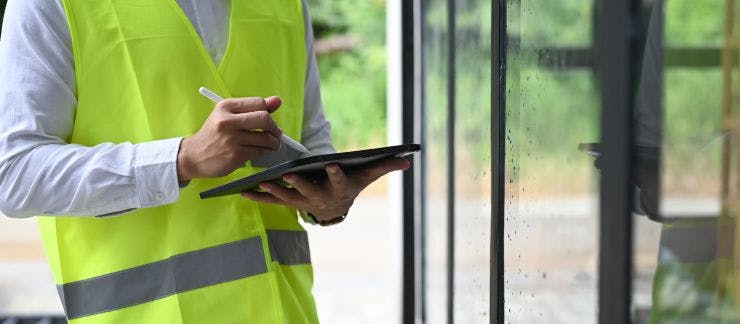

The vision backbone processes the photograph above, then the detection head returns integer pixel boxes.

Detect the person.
[0,0,409,322]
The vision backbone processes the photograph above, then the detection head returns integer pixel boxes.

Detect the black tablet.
[199,144,421,199]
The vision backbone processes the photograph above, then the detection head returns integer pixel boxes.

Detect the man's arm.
[0,0,282,218]
[0,0,186,218]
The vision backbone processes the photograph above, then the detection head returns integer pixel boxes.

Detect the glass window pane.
[453,0,492,322]
[504,1,600,322]
[422,0,451,322]
[422,0,492,322]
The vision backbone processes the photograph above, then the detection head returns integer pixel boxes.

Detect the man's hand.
[240,157,411,221]
[177,96,283,182]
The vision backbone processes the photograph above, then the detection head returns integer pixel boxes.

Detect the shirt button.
[155,192,166,201]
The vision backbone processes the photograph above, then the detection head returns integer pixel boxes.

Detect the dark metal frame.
[418,0,429,320]
[491,0,506,322]
[401,0,425,323]
[445,0,457,322]
[596,0,639,322]
[400,0,416,322]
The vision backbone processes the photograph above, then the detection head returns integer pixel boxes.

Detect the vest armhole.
[61,0,82,97]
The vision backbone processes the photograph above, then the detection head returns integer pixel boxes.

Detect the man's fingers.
[215,96,283,138]
[325,164,348,189]
[258,182,306,206]
[218,97,267,113]
[241,190,284,205]
[283,174,323,198]
[229,111,282,137]
[219,96,282,114]
[236,130,281,151]
[264,96,282,110]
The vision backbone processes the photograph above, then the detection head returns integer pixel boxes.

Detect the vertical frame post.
[419,0,429,321]
[596,0,638,322]
[401,0,424,322]
[491,0,506,323]
[400,0,415,321]
[445,0,457,322]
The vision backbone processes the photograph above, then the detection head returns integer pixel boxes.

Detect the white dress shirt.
[0,0,333,218]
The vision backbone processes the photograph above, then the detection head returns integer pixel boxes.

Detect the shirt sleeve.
[0,0,182,218]
[301,0,335,155]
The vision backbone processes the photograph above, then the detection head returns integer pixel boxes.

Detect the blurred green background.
[308,0,388,150]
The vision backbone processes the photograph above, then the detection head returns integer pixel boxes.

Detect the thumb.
[362,157,411,183]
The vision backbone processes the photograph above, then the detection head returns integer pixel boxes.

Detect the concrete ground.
[0,197,403,323]
[0,194,689,323]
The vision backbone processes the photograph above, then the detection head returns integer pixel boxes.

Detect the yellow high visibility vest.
[38,0,318,322]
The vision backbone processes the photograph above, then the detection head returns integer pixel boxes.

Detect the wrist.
[176,138,194,183]
[308,211,348,226]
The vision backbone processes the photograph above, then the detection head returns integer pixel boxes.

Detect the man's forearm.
[0,138,182,218]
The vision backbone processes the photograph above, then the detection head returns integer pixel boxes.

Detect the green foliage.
[423,0,493,172]
[318,49,387,149]
[519,1,593,46]
[308,0,387,150]
[665,0,722,47]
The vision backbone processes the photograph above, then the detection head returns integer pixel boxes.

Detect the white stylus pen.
[199,87,311,155]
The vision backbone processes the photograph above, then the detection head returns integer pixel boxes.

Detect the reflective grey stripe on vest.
[58,231,311,319]
[267,230,311,265]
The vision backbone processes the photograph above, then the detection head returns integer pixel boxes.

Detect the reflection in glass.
[631,0,740,322]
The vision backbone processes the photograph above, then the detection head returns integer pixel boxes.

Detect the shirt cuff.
[133,138,183,208]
